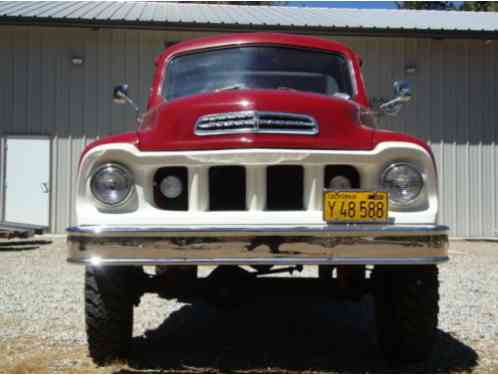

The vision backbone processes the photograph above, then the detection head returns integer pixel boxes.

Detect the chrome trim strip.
[67,224,449,238]
[68,256,449,266]
[194,111,319,136]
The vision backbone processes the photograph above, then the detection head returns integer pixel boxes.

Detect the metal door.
[4,136,50,227]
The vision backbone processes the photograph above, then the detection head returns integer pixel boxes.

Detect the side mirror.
[379,80,412,116]
[113,84,129,104]
[112,83,139,115]
[393,80,412,102]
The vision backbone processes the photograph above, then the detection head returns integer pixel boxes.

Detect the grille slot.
[266,165,304,211]
[195,111,318,136]
[209,166,246,211]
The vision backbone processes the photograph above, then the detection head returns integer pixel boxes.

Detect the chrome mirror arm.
[120,94,140,115]
[113,84,140,118]
[379,97,404,117]
[379,80,412,117]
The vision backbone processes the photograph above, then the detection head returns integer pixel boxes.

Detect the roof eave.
[0,17,497,40]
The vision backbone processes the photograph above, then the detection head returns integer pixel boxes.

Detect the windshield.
[164,46,354,101]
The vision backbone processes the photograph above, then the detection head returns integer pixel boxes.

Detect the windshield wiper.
[215,84,245,92]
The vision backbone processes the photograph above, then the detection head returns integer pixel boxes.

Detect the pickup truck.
[67,33,449,365]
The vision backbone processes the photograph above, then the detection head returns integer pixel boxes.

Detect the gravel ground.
[0,237,497,373]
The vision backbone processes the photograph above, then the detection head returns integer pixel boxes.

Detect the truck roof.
[156,32,359,65]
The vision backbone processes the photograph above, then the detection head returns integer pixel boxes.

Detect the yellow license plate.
[323,191,389,223]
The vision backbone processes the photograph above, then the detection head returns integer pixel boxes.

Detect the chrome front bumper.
[67,224,449,266]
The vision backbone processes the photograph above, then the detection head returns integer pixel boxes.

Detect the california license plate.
[323,191,389,223]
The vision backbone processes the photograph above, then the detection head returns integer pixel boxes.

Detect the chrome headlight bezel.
[90,163,134,207]
[380,162,424,206]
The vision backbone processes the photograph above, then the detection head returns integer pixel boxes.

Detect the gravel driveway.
[0,237,497,373]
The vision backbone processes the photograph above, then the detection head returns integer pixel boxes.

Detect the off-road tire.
[85,266,142,365]
[373,265,439,363]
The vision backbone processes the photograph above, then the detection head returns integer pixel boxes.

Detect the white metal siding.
[0,25,496,236]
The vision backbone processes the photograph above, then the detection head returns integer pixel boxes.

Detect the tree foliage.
[460,2,498,11]
[397,1,498,11]
[396,1,456,10]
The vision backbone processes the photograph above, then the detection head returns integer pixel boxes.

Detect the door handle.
[40,182,50,194]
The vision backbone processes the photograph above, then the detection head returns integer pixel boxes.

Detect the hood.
[137,90,375,151]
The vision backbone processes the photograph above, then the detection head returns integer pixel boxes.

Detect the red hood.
[137,90,375,151]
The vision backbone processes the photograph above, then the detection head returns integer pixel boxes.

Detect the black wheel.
[85,266,143,365]
[373,265,439,363]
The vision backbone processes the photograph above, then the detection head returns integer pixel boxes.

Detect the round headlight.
[381,163,423,204]
[90,164,133,206]
[159,175,183,199]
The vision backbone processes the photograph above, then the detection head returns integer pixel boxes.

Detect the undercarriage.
[140,265,368,304]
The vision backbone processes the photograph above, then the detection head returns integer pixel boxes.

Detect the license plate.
[323,190,389,223]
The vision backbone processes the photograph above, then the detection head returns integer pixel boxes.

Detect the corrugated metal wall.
[0,26,496,236]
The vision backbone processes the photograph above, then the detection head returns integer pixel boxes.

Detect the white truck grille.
[195,111,319,136]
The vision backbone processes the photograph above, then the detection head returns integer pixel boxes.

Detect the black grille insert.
[266,165,304,210]
[153,167,188,211]
[209,166,246,211]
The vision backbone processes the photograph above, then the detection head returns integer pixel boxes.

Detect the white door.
[4,137,50,227]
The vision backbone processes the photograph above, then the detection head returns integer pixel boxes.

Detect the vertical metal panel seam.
[452,40,463,235]
[26,28,32,134]
[464,39,470,236]
[138,31,143,111]
[437,39,444,225]
[493,43,498,237]
[66,32,72,231]
[478,42,484,236]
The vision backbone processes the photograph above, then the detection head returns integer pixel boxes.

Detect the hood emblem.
[195,111,319,136]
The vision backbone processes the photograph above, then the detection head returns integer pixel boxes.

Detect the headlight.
[159,175,183,199]
[90,163,133,206]
[381,163,423,205]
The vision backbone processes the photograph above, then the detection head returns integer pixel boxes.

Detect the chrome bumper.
[66,224,449,266]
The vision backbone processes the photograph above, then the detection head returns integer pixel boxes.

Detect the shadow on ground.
[122,296,478,373]
[0,240,52,251]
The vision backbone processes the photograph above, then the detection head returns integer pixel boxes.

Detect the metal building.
[0,2,497,237]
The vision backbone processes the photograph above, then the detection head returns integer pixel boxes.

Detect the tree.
[397,1,498,11]
[460,2,498,11]
[396,1,457,10]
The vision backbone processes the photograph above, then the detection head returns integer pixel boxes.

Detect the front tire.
[85,266,141,365]
[373,265,439,363]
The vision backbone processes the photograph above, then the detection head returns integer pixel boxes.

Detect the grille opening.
[153,167,188,211]
[209,166,246,211]
[257,112,317,133]
[195,111,318,135]
[266,165,304,210]
[324,165,360,189]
